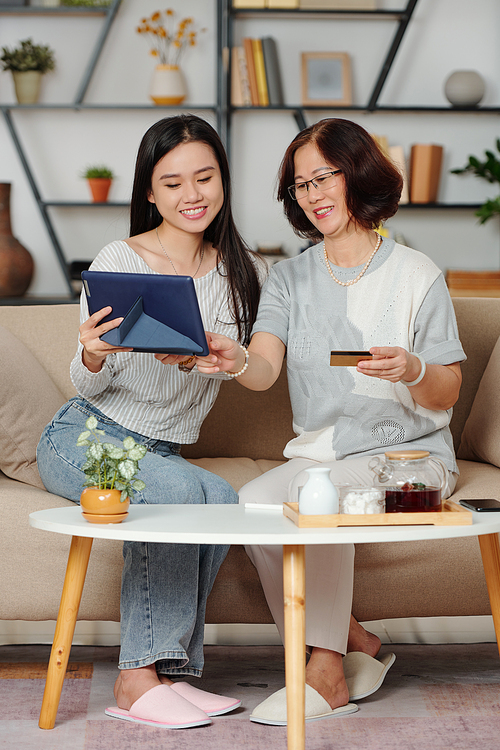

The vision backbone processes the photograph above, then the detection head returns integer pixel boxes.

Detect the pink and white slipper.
[105,684,211,729]
[170,681,242,716]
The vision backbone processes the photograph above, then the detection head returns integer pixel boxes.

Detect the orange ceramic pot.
[80,487,129,524]
[87,178,112,203]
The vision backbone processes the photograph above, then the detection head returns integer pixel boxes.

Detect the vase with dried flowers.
[136,9,205,105]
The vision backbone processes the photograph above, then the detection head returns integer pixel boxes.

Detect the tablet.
[81,270,209,356]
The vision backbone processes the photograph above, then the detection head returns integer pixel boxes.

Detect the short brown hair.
[277,118,403,240]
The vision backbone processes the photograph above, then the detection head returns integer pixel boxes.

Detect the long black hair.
[277,118,403,241]
[129,114,262,345]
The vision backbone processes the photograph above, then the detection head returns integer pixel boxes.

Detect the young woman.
[36,114,263,730]
[197,118,465,725]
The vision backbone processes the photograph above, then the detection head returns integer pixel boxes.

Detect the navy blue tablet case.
[81,271,209,356]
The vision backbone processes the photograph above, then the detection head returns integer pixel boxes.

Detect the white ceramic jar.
[298,467,339,515]
[444,70,485,107]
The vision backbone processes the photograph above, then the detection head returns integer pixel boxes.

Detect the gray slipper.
[250,684,358,726]
[343,651,396,701]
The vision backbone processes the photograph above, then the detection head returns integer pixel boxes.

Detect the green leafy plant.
[82,165,114,179]
[62,1,112,6]
[0,38,55,74]
[77,416,147,502]
[451,139,500,224]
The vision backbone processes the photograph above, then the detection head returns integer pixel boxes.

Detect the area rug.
[1,643,500,749]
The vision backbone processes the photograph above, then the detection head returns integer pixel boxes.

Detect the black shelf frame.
[0,5,112,15]
[397,203,483,210]
[230,104,500,115]
[225,0,420,133]
[3,1,498,302]
[1,0,125,296]
[1,1,221,298]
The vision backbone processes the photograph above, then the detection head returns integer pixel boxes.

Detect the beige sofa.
[1,298,500,630]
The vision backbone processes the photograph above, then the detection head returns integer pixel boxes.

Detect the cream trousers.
[239,454,457,655]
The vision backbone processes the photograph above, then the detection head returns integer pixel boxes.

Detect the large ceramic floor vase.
[0,183,34,297]
[149,64,187,105]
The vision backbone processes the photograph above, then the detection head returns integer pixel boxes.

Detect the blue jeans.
[36,396,237,676]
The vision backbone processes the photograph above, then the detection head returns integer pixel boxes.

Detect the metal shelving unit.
[2,1,498,302]
[1,0,219,301]
[222,0,498,218]
[224,0,421,134]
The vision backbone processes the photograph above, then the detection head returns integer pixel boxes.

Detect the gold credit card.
[330,350,373,366]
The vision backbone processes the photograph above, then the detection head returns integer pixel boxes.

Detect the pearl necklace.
[156,227,205,278]
[323,233,382,287]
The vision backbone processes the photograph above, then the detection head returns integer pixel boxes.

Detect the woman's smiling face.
[148,140,224,236]
[293,143,350,240]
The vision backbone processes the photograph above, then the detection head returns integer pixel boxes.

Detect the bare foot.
[347,614,381,657]
[114,664,171,710]
[305,647,349,710]
[158,674,175,687]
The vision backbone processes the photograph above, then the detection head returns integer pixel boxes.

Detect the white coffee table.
[30,504,500,750]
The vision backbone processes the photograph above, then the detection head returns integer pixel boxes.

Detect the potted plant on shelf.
[0,38,55,105]
[451,139,500,224]
[82,165,115,203]
[77,416,147,524]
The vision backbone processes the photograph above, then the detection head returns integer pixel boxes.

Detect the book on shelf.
[268,1,300,8]
[299,0,376,8]
[231,47,244,106]
[371,134,389,157]
[242,37,260,105]
[233,0,298,5]
[232,0,266,8]
[410,144,444,203]
[261,37,284,105]
[388,145,409,205]
[252,38,270,106]
[445,269,500,298]
[231,46,252,106]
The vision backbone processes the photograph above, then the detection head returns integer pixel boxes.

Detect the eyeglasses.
[288,169,342,201]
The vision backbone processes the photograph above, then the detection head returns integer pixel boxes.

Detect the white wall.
[1,0,499,296]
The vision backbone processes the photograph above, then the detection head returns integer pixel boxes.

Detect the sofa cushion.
[0,325,66,489]
[458,334,500,466]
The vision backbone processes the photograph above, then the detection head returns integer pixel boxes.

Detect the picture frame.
[301,52,352,107]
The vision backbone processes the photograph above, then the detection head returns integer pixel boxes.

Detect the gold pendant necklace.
[156,227,205,278]
[323,233,382,287]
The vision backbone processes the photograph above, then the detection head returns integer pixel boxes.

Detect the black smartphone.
[459,498,500,512]
[330,351,373,366]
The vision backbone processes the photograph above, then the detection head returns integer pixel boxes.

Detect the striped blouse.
[70,240,240,444]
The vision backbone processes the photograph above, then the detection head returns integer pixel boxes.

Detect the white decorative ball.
[444,70,485,107]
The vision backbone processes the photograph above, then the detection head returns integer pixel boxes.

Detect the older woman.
[197,118,465,725]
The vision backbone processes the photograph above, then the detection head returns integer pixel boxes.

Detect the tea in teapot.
[369,450,442,513]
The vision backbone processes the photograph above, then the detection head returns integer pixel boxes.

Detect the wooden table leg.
[39,535,93,729]
[283,544,306,750]
[478,532,500,657]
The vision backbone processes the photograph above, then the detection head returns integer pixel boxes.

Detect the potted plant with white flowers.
[77,416,147,524]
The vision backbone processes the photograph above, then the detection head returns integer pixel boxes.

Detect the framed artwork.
[301,52,352,107]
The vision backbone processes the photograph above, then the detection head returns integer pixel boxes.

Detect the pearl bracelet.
[227,344,249,379]
[401,352,426,387]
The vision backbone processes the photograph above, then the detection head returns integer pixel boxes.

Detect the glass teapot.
[368,450,442,513]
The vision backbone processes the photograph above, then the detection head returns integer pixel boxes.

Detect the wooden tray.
[283,500,472,527]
